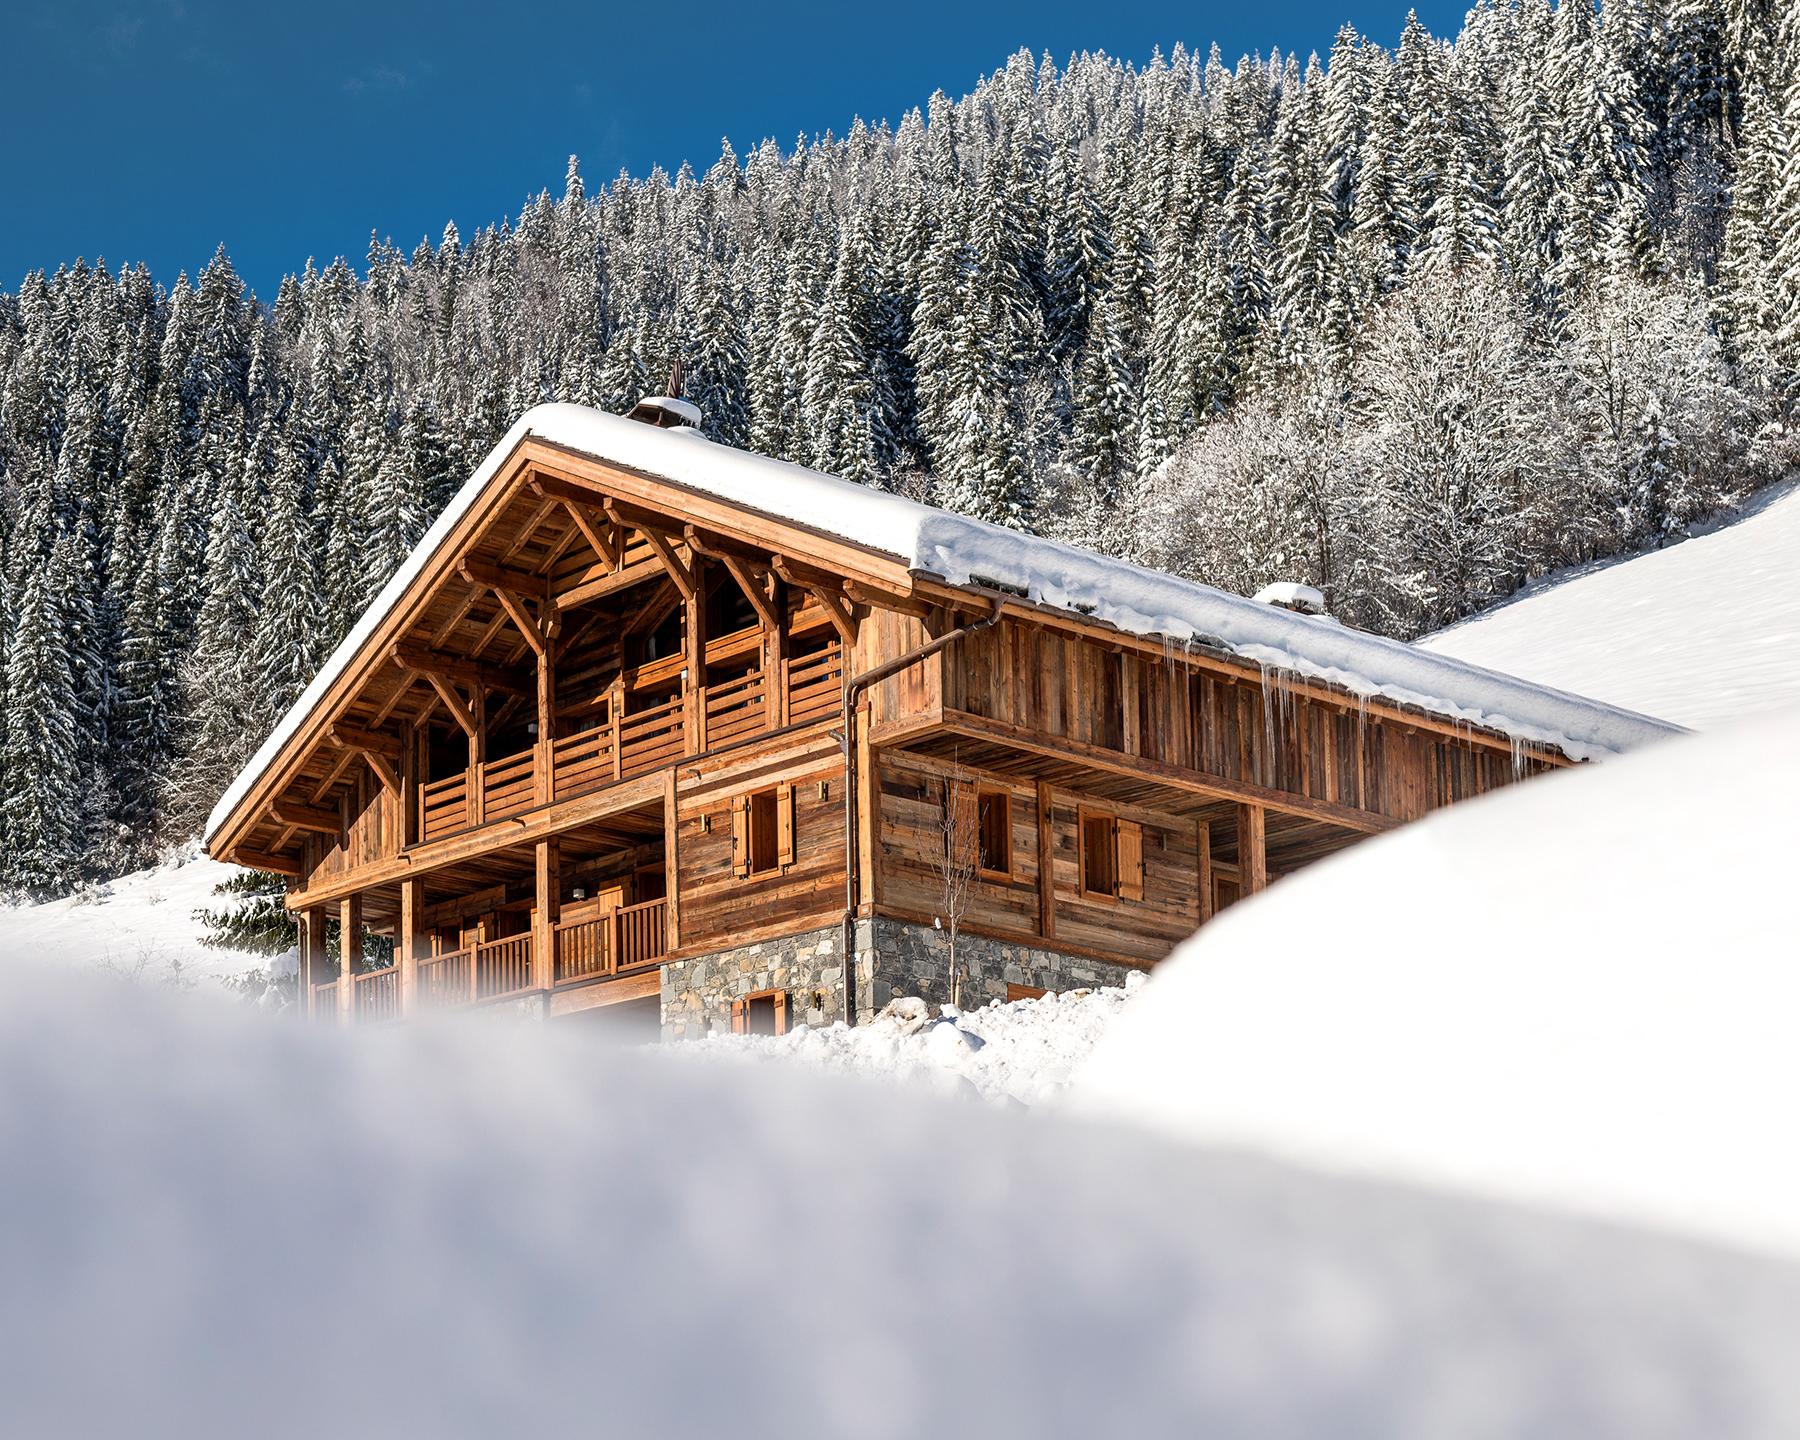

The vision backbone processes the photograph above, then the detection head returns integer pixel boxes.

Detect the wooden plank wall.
[674,740,847,952]
[950,619,1556,826]
[873,750,1200,967]
[311,768,404,885]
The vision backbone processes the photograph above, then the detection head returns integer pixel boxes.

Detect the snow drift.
[5,969,1800,1438]
[1076,706,1800,1262]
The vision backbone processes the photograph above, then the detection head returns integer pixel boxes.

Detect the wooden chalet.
[203,397,1679,1035]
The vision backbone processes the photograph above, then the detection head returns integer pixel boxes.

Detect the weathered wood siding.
[674,736,847,953]
[872,750,1201,967]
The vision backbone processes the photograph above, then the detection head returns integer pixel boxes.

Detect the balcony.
[313,898,669,1023]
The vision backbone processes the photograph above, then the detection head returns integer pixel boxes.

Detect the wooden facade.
[205,411,1570,1027]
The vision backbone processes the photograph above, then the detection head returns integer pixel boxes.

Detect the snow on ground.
[1419,481,1800,729]
[7,966,1800,1438]
[680,980,1142,1105]
[0,846,278,993]
[1075,706,1800,1264]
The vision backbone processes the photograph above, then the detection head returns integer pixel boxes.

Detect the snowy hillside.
[1419,482,1800,729]
[1075,707,1800,1263]
[0,848,276,993]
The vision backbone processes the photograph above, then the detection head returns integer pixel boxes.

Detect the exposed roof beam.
[234,848,302,878]
[606,500,696,600]
[270,799,342,835]
[459,557,548,600]
[328,723,402,760]
[390,643,529,697]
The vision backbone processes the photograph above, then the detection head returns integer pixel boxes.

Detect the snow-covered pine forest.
[1,0,1797,897]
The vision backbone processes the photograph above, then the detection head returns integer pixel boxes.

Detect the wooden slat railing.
[705,669,767,747]
[554,917,610,983]
[788,642,843,725]
[619,697,684,778]
[354,967,401,1023]
[481,749,536,821]
[552,723,616,802]
[553,897,668,986]
[420,773,468,842]
[416,949,471,1010]
[311,979,339,1019]
[475,935,534,1001]
[614,897,667,970]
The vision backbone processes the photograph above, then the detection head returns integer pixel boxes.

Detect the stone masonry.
[660,917,1141,1038]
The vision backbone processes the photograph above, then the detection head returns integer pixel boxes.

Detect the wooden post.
[399,877,421,1015]
[663,769,681,951]
[1121,654,1141,756]
[535,642,555,806]
[685,562,707,754]
[468,684,489,828]
[400,722,417,847]
[1237,803,1267,895]
[338,893,361,1023]
[1197,819,1214,923]
[299,906,326,1018]
[1036,780,1055,942]
[533,839,558,991]
[768,581,789,730]
[855,711,875,913]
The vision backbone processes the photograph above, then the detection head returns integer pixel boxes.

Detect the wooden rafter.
[606,500,695,600]
[360,747,401,797]
[390,643,528,697]
[235,848,302,877]
[459,557,547,600]
[719,553,779,631]
[327,723,401,759]
[270,798,342,835]
[425,673,480,740]
[530,475,620,567]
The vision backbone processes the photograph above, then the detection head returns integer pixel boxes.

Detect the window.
[732,784,795,878]
[1080,809,1145,902]
[1081,811,1118,898]
[732,989,788,1036]
[977,788,1011,878]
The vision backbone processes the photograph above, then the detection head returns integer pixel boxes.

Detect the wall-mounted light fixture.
[571,885,587,902]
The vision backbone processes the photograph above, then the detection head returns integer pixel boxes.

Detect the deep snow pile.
[7,968,1800,1438]
[0,846,281,992]
[1076,707,1800,1263]
[1419,482,1800,729]
[681,980,1141,1105]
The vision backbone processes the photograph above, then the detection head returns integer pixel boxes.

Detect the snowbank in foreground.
[1420,481,1800,729]
[1076,707,1800,1263]
[0,847,275,991]
[680,981,1141,1105]
[5,969,1800,1438]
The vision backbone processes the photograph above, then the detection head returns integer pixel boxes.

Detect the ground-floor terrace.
[295,710,1383,1038]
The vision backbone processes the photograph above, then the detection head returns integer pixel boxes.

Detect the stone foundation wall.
[661,918,1141,1037]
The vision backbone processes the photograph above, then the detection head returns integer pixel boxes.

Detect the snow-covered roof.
[204,403,1684,846]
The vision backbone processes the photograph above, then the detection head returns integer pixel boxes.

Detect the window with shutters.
[1078,810,1144,902]
[731,989,788,1036]
[731,783,796,878]
[977,788,1011,878]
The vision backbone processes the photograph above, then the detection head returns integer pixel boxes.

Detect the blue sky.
[3,0,1471,297]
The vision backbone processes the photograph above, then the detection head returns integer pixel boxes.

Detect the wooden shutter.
[731,796,750,878]
[773,990,788,1035]
[1117,819,1144,902]
[776,782,796,868]
[730,997,747,1034]
[949,779,977,869]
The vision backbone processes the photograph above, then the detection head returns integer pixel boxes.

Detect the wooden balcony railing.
[481,750,536,822]
[420,773,467,843]
[354,967,401,1022]
[553,898,668,985]
[311,979,339,1018]
[619,697,684,778]
[788,642,843,726]
[408,651,844,849]
[705,670,766,748]
[553,724,616,800]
